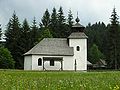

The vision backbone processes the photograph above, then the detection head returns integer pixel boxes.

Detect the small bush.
[0,47,15,69]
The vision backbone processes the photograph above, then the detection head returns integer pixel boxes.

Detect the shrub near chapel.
[0,47,15,69]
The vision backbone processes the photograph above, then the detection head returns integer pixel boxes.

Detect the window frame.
[38,58,42,66]
[50,60,54,66]
[76,46,80,51]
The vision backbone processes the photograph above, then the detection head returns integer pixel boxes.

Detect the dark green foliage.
[39,28,53,41]
[17,19,31,69]
[57,6,66,37]
[50,7,58,37]
[117,26,120,69]
[3,7,120,70]
[20,19,32,52]
[85,9,120,69]
[0,47,15,69]
[65,9,74,37]
[30,17,39,46]
[0,24,1,40]
[106,8,120,69]
[110,8,119,25]
[5,11,22,69]
[40,7,73,38]
[86,22,107,51]
[67,9,74,27]
[57,6,66,25]
[89,44,104,64]
[85,22,107,64]
[41,9,50,28]
[40,9,53,40]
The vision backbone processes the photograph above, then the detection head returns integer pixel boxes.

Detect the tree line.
[0,7,120,69]
[0,7,74,69]
[86,8,120,69]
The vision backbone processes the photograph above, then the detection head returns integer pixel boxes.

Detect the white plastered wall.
[69,38,87,70]
[24,55,32,70]
[30,55,74,70]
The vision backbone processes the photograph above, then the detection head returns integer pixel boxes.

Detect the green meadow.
[0,70,120,90]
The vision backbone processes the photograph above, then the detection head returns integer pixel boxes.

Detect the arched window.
[38,58,42,66]
[76,46,80,51]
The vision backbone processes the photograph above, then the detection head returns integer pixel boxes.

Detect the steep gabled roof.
[68,32,88,39]
[24,38,74,56]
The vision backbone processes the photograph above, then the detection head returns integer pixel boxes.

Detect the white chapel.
[24,17,88,71]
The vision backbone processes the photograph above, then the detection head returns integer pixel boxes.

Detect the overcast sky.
[0,0,120,31]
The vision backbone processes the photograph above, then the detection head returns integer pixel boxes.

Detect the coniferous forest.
[0,7,120,69]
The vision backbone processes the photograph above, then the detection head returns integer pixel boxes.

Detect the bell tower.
[68,16,88,71]
[72,14,85,32]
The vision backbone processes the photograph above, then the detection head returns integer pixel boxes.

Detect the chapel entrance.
[43,57,63,71]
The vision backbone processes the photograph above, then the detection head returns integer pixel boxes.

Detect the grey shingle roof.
[87,61,92,65]
[72,23,84,28]
[68,32,88,39]
[24,38,74,56]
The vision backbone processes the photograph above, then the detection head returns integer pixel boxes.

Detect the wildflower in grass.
[110,85,120,90]
[116,85,119,90]
[110,86,112,90]
[59,80,62,83]
[83,84,86,88]
[113,85,120,90]
[80,84,82,86]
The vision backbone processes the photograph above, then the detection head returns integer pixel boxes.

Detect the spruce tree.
[85,22,107,65]
[39,28,53,41]
[57,6,65,25]
[41,9,50,28]
[5,11,22,69]
[0,46,15,69]
[85,22,107,51]
[20,19,31,53]
[67,9,74,27]
[16,19,32,69]
[107,8,119,69]
[89,44,104,64]
[50,7,58,37]
[30,17,39,46]
[66,9,74,36]
[57,6,66,37]
[117,25,120,69]
[0,24,2,40]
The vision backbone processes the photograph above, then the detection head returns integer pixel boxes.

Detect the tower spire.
[76,12,80,23]
[72,12,85,32]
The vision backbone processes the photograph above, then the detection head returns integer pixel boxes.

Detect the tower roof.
[72,23,84,28]
[68,32,88,39]
[72,16,85,32]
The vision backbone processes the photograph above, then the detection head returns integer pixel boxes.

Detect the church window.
[50,60,54,66]
[38,58,42,66]
[76,46,80,51]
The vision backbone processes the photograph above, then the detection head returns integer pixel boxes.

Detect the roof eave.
[24,53,74,56]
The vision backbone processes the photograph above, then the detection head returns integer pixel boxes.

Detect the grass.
[0,70,120,90]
